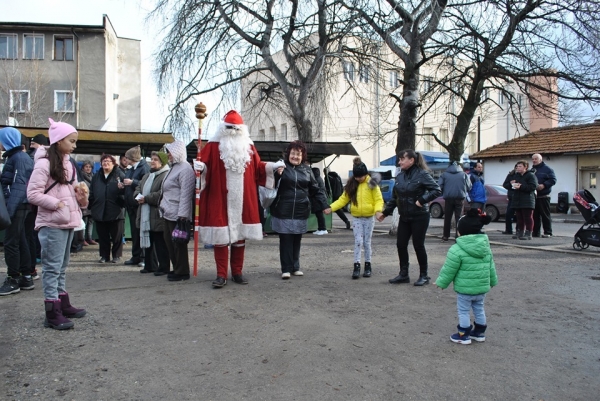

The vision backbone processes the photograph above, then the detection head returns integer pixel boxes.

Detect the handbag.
[172,219,191,244]
[258,180,280,209]
[0,190,11,230]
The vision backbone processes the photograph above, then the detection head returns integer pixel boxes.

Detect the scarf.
[140,165,170,248]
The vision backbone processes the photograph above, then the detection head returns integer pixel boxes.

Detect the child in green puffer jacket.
[434,208,498,344]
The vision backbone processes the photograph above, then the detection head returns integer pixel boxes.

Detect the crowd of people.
[1,112,563,344]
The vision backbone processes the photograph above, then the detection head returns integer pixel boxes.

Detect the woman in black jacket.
[502,166,518,235]
[509,160,538,240]
[270,141,328,279]
[379,150,441,286]
[89,154,125,263]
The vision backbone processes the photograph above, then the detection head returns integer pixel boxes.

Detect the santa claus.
[194,110,283,288]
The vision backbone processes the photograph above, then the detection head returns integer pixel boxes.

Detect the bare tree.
[150,0,354,142]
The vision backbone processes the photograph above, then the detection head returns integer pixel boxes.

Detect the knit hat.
[31,133,49,146]
[457,209,492,236]
[125,145,142,162]
[152,150,169,166]
[223,110,244,125]
[352,157,368,177]
[48,118,76,145]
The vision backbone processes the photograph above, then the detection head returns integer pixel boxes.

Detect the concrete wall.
[116,38,141,131]
[77,30,106,129]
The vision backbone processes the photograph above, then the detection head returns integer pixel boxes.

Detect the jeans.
[457,292,487,328]
[83,215,95,242]
[4,208,31,278]
[314,210,326,231]
[353,216,374,263]
[39,227,74,300]
[443,198,464,238]
[396,213,430,274]
[127,206,143,261]
[278,233,302,273]
[505,198,515,233]
[533,196,552,235]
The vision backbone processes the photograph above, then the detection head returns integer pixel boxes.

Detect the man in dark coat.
[438,162,471,241]
[531,153,557,238]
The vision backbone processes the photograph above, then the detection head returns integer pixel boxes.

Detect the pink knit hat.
[48,118,77,145]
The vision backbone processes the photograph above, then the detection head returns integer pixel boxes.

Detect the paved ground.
[1,213,599,400]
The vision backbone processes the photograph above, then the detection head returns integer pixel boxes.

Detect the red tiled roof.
[472,120,600,159]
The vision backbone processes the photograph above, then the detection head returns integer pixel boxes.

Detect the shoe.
[313,230,327,235]
[140,269,152,274]
[232,275,249,284]
[541,234,553,238]
[532,233,541,238]
[82,241,89,246]
[345,221,351,230]
[58,292,86,318]
[281,272,291,280]
[519,230,532,240]
[44,299,74,330]
[501,231,513,235]
[389,266,410,284]
[98,258,107,263]
[414,275,430,286]
[154,271,168,276]
[124,258,141,265]
[441,237,448,242]
[471,322,487,342]
[450,325,472,344]
[18,276,35,290]
[212,276,227,288]
[31,270,40,280]
[111,257,121,263]
[352,262,361,279]
[512,230,523,239]
[88,239,98,245]
[0,277,21,296]
[168,273,190,282]
[292,271,304,276]
[263,232,268,238]
[363,262,372,278]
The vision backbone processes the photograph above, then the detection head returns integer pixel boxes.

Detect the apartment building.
[0,15,141,131]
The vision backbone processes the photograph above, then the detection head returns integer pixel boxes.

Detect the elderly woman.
[134,151,170,275]
[89,154,125,263]
[270,140,328,279]
[510,160,538,240]
[159,141,195,281]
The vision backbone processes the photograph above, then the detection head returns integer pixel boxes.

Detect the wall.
[116,37,141,131]
[78,30,106,129]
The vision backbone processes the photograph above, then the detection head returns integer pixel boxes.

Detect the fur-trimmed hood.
[368,173,381,189]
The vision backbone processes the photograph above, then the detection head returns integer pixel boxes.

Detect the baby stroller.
[572,190,600,250]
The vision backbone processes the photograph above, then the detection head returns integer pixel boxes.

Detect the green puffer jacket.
[435,234,498,295]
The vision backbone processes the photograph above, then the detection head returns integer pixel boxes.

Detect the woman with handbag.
[159,140,195,281]
[27,119,89,330]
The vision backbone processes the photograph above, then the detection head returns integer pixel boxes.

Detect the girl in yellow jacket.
[324,157,384,279]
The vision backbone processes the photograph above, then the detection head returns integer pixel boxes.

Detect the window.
[439,128,449,145]
[54,36,73,61]
[269,126,276,141]
[467,130,476,154]
[281,123,288,141]
[0,34,17,59]
[343,61,354,82]
[389,71,399,88]
[517,93,523,106]
[422,77,432,92]
[54,90,75,113]
[423,127,433,151]
[359,65,369,83]
[481,88,489,101]
[257,129,265,141]
[499,91,504,105]
[10,90,30,113]
[24,34,44,59]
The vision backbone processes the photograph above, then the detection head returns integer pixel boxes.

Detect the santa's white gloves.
[272,160,285,170]
[193,160,205,172]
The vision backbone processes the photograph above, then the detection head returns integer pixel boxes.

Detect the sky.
[2,0,170,132]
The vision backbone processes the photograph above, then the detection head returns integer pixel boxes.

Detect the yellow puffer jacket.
[329,174,384,217]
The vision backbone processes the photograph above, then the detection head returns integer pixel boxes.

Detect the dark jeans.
[83,215,95,241]
[505,199,515,233]
[4,209,31,277]
[515,208,534,232]
[24,207,38,272]
[96,220,124,260]
[163,219,189,275]
[146,231,171,273]
[127,206,143,261]
[278,233,302,273]
[443,197,464,238]
[315,210,326,231]
[396,213,430,275]
[533,197,552,235]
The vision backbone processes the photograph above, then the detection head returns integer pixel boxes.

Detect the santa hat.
[48,118,76,145]
[223,110,244,125]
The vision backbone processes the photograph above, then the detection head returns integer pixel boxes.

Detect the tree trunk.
[395,65,420,155]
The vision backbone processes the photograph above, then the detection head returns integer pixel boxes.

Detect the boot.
[389,265,410,284]
[363,262,372,278]
[470,322,487,342]
[512,230,523,239]
[414,274,430,286]
[352,263,361,279]
[58,292,86,318]
[212,245,229,288]
[519,230,532,240]
[450,325,472,344]
[44,299,74,330]
[230,241,248,284]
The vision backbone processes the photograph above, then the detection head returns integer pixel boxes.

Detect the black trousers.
[533,196,552,235]
[127,206,143,261]
[278,233,302,273]
[24,208,38,273]
[443,197,464,238]
[396,213,430,275]
[163,219,189,275]
[314,211,326,231]
[335,209,349,224]
[505,198,515,233]
[145,231,171,273]
[4,209,31,277]
[96,220,124,260]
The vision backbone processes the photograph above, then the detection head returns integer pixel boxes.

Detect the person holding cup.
[508,160,538,240]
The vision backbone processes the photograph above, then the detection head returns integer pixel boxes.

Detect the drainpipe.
[71,28,80,128]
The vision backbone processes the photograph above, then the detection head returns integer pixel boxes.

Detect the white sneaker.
[281,272,291,279]
[313,230,328,235]
[312,230,322,235]
[292,271,304,276]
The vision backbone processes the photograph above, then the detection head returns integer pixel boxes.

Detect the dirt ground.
[1,216,599,400]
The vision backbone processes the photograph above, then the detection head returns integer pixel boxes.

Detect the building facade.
[0,15,141,131]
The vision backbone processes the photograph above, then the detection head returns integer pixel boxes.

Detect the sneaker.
[138,261,145,268]
[98,258,107,264]
[450,326,472,345]
[541,234,553,238]
[31,270,40,280]
[212,276,227,288]
[19,276,35,290]
[291,270,304,276]
[111,257,121,264]
[231,275,249,284]
[281,272,291,280]
[441,237,448,242]
[313,230,327,235]
[0,277,20,296]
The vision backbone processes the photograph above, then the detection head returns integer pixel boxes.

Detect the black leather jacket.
[383,165,441,217]
[270,161,328,220]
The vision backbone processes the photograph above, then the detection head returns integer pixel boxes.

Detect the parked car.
[429,184,509,221]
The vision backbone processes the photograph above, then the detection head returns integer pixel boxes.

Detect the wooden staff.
[193,102,207,277]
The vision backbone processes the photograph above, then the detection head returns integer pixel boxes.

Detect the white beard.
[218,128,252,173]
